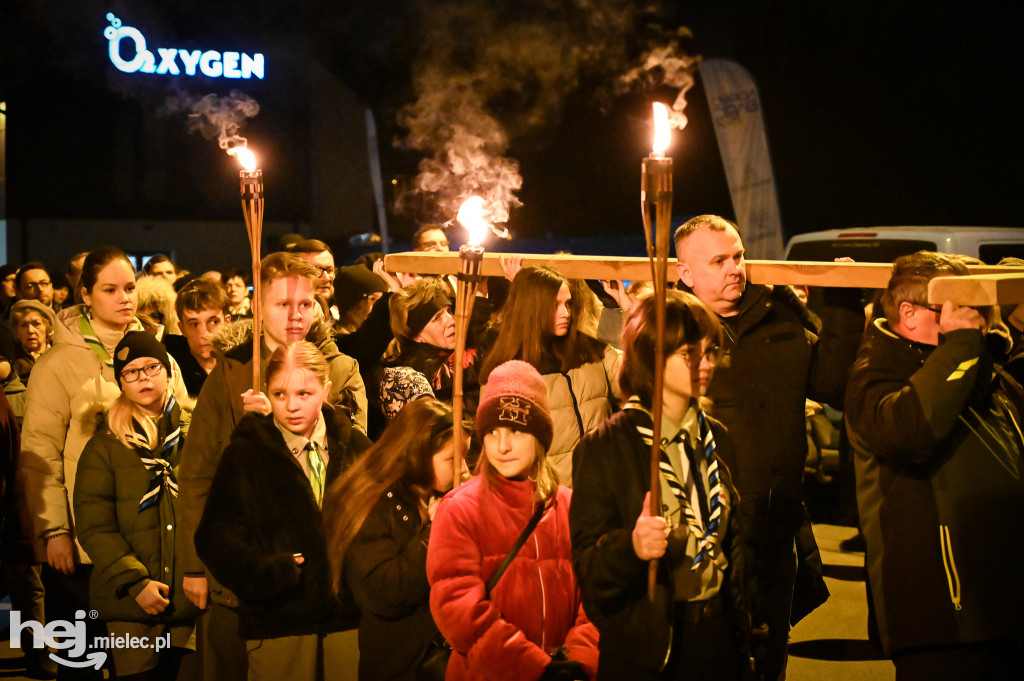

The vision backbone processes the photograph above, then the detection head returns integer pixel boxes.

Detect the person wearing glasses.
[285,239,340,322]
[674,215,864,680]
[845,251,1024,680]
[570,291,754,680]
[18,247,189,673]
[15,262,61,315]
[74,331,201,679]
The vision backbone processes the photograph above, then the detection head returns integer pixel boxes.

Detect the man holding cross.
[844,251,1024,680]
[675,215,865,680]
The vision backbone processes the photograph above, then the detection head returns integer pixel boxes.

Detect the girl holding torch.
[569,291,756,681]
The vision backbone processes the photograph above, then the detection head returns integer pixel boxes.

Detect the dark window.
[978,243,1024,265]
[786,239,937,263]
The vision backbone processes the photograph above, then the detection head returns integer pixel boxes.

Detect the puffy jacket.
[846,319,1024,655]
[543,344,621,487]
[73,401,200,624]
[18,306,188,562]
[427,474,599,681]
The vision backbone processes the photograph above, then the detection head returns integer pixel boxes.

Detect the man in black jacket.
[845,251,1024,680]
[675,215,864,679]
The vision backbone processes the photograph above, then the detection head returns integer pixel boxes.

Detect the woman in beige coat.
[17,247,188,670]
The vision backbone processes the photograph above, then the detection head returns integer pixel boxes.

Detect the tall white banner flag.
[700,58,784,259]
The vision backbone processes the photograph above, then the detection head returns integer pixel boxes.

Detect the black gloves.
[538,659,586,681]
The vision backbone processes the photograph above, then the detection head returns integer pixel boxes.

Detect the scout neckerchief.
[78,304,144,371]
[125,395,181,512]
[623,398,725,571]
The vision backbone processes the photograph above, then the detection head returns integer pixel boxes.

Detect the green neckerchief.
[77,304,144,371]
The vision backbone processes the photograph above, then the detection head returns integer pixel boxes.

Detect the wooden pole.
[641,153,672,602]
[928,273,1024,306]
[240,170,264,392]
[451,246,484,488]
[383,251,1021,296]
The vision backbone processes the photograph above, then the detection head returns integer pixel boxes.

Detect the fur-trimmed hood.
[210,316,337,357]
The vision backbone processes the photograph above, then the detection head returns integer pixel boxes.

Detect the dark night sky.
[310,0,1024,241]
[2,0,1021,249]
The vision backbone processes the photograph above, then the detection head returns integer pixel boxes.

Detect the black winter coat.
[846,320,1024,655]
[162,334,208,398]
[570,409,753,680]
[703,283,863,528]
[344,487,438,681]
[195,407,371,639]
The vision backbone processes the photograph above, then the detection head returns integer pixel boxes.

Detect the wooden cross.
[382,251,1024,305]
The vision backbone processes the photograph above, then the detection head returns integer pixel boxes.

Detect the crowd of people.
[1,217,1022,681]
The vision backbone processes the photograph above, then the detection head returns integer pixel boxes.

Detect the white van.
[784,226,1024,264]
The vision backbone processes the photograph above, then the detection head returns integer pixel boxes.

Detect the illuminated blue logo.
[104,13,264,79]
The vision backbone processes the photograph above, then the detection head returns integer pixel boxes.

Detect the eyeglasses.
[912,303,943,315]
[24,280,52,290]
[674,344,720,366]
[120,363,164,383]
[313,266,337,278]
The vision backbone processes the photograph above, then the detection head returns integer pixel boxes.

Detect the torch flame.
[652,102,670,155]
[228,146,257,172]
[457,196,489,246]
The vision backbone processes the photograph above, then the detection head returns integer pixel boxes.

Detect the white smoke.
[162,90,261,153]
[618,29,700,130]
[395,0,691,232]
[395,0,675,231]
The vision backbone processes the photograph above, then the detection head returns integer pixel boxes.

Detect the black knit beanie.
[113,331,171,387]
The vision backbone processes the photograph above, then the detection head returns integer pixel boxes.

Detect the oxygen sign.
[104,13,265,80]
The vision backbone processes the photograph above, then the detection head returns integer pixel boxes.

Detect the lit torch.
[229,145,264,392]
[641,102,673,601]
[450,196,489,488]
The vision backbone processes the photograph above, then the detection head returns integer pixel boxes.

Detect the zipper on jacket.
[561,372,585,438]
[959,405,1022,480]
[534,533,546,650]
[660,624,673,671]
[938,525,962,611]
[998,394,1024,467]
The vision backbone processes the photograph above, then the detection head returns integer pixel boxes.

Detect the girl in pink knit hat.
[427,359,599,681]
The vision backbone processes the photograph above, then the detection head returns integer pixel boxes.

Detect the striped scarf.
[624,399,726,571]
[77,305,144,371]
[125,396,181,512]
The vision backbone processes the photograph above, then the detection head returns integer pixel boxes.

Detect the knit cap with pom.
[475,360,553,451]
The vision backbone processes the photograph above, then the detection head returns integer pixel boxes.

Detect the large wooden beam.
[928,274,1024,306]
[383,251,1021,291]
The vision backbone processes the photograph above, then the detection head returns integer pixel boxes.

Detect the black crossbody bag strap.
[485,501,546,596]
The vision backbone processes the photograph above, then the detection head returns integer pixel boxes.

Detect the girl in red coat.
[427,360,599,681]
